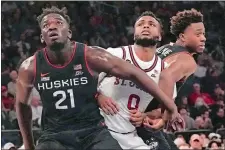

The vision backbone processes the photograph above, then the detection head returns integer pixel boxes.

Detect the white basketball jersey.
[98,45,176,133]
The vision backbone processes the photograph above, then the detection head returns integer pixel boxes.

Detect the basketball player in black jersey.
[144,8,206,130]
[139,9,206,150]
[16,6,179,150]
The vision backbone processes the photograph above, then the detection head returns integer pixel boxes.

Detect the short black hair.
[136,11,163,30]
[170,8,203,37]
[37,6,71,27]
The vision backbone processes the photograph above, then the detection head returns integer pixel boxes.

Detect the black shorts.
[36,123,122,150]
[137,127,173,150]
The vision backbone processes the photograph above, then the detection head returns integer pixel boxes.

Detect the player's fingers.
[134,121,142,127]
[129,109,137,114]
[105,105,116,115]
[102,107,110,115]
[107,100,119,114]
[171,122,177,130]
[132,111,142,118]
[130,116,139,122]
[146,118,155,125]
[143,122,153,129]
[111,100,120,112]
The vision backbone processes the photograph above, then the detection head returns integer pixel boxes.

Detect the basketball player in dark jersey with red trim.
[15,6,179,150]
[139,8,206,150]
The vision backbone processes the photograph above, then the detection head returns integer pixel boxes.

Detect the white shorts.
[109,130,150,149]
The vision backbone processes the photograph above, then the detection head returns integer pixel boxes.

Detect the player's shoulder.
[106,46,129,59]
[19,55,36,72]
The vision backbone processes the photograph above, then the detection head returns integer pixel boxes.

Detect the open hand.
[97,93,119,115]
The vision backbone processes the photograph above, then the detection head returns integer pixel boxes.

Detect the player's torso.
[99,45,164,133]
[34,42,101,131]
[156,43,193,91]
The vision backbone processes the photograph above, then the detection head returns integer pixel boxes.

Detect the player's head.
[170,9,206,53]
[134,11,163,47]
[37,6,72,51]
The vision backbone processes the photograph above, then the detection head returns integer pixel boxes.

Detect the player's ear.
[68,29,72,39]
[179,33,185,42]
[158,35,162,42]
[40,34,44,43]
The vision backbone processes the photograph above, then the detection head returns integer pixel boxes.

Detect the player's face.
[40,13,71,50]
[183,22,206,53]
[134,16,161,47]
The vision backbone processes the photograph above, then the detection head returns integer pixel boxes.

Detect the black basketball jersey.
[33,42,103,132]
[156,43,192,92]
[145,43,195,112]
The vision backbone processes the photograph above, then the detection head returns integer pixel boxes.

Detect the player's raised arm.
[16,56,36,150]
[85,46,177,114]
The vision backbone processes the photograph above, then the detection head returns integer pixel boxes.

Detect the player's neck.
[133,44,155,62]
[46,40,74,65]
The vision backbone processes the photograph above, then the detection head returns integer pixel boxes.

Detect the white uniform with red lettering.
[98,45,177,149]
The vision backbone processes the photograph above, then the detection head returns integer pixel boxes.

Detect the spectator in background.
[207,132,222,149]
[201,68,221,95]
[212,107,225,126]
[179,107,196,130]
[1,53,11,76]
[189,134,203,150]
[89,32,107,48]
[17,33,31,59]
[194,116,213,129]
[2,142,17,150]
[174,136,186,148]
[194,116,205,130]
[207,140,222,150]
[178,143,190,149]
[7,70,18,97]
[201,109,213,129]
[178,96,191,112]
[212,85,225,103]
[200,133,210,148]
[188,82,215,106]
[194,53,209,80]
[1,86,14,111]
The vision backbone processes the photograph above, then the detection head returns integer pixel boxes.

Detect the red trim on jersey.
[161,59,165,71]
[32,54,37,84]
[128,45,158,72]
[121,46,126,60]
[43,42,77,69]
[84,44,94,76]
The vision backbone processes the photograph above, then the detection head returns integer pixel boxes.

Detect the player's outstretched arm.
[16,56,36,150]
[86,46,177,114]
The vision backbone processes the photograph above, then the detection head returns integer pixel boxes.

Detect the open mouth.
[199,45,205,49]
[49,32,59,38]
[141,31,150,35]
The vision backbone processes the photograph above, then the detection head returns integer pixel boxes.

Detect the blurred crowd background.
[1,1,225,150]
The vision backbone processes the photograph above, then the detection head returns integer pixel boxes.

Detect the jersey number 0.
[53,89,75,109]
[127,94,140,110]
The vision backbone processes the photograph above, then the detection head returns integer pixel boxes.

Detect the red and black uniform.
[33,42,121,149]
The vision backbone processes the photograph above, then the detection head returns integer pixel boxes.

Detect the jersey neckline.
[43,42,77,69]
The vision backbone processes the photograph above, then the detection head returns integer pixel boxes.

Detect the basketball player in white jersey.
[97,11,178,149]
